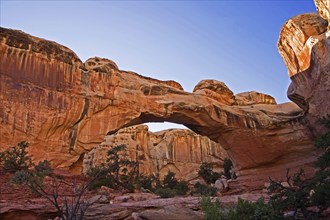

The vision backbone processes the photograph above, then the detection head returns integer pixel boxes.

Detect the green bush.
[87,144,139,192]
[150,171,190,196]
[155,188,176,198]
[11,170,31,185]
[200,197,222,220]
[227,198,277,220]
[198,162,221,184]
[200,197,278,220]
[88,175,116,190]
[174,180,189,195]
[0,141,32,172]
[13,169,93,219]
[6,142,93,220]
[192,182,217,197]
[34,160,52,177]
[138,174,154,191]
[163,171,178,189]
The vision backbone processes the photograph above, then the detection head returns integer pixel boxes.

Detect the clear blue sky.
[0,0,316,131]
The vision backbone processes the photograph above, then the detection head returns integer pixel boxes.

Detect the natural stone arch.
[1,7,329,190]
[0,39,309,185]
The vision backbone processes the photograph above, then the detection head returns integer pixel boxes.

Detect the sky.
[0,0,316,131]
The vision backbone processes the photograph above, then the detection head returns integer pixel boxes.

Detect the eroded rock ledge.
[0,1,329,191]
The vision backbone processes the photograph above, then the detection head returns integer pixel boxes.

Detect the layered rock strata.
[83,125,228,180]
[0,0,329,191]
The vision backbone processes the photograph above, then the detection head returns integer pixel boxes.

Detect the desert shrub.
[192,182,217,197]
[201,197,278,220]
[87,144,140,192]
[154,188,176,198]
[268,168,314,218]
[137,174,154,191]
[223,158,233,179]
[0,141,32,172]
[87,165,108,177]
[34,160,52,177]
[11,170,31,185]
[200,197,222,220]
[163,170,178,189]
[174,180,189,195]
[227,198,277,220]
[151,171,189,196]
[12,162,94,220]
[198,162,222,184]
[88,175,116,190]
[251,198,280,220]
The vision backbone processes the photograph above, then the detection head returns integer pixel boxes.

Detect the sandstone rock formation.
[278,13,328,77]
[278,6,330,135]
[315,0,330,29]
[193,80,277,106]
[0,0,329,191]
[83,125,228,180]
[234,91,277,106]
[193,79,235,105]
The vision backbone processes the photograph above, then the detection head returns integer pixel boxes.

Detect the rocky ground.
[0,168,268,220]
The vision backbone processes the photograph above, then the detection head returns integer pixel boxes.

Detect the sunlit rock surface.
[0,0,329,191]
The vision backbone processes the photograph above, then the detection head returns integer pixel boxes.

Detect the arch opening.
[144,122,187,132]
[82,118,229,181]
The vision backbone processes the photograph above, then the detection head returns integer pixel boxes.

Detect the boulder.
[193,79,235,105]
[235,91,277,106]
[214,176,229,193]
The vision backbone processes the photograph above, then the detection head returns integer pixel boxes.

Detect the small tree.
[11,162,96,220]
[88,144,139,192]
[152,170,189,197]
[198,162,221,184]
[0,141,32,172]
[137,174,154,191]
[174,180,189,195]
[163,171,178,189]
[268,168,313,218]
[2,141,95,220]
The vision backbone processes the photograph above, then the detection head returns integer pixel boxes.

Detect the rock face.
[278,5,330,135]
[83,125,228,180]
[278,13,328,77]
[315,0,330,29]
[0,0,329,191]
